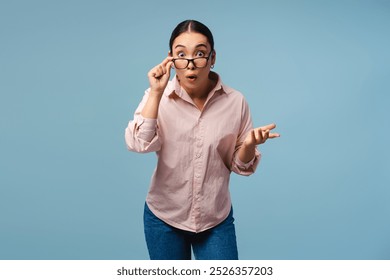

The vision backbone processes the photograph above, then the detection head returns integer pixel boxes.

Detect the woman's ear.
[211,50,216,66]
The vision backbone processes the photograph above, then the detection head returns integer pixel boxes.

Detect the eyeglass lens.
[174,58,208,69]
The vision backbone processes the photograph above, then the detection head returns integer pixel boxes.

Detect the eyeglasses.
[172,51,213,69]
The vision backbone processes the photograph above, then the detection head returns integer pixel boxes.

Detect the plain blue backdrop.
[1,0,389,259]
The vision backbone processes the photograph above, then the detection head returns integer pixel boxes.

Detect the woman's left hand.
[244,123,280,147]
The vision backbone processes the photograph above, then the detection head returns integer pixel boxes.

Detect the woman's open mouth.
[186,75,197,82]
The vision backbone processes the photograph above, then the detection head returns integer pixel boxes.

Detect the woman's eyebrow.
[174,44,186,49]
[195,43,208,49]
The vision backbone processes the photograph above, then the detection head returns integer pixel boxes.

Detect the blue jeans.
[143,203,239,260]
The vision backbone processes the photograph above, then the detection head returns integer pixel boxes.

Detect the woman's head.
[169,20,216,94]
[169,20,214,54]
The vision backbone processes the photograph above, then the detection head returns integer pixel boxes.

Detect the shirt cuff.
[137,117,157,129]
[234,154,256,170]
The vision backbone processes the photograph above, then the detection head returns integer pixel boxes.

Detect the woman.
[125,20,279,260]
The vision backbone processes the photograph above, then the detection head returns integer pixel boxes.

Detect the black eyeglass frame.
[172,51,213,69]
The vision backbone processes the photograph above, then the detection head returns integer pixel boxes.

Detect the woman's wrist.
[238,142,256,164]
[149,88,164,98]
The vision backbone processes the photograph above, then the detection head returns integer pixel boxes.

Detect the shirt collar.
[164,71,230,98]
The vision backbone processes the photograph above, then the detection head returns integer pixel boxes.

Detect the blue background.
[1,0,389,259]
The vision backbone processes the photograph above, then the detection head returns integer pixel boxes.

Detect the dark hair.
[169,20,214,53]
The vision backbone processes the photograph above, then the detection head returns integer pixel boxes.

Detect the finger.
[148,57,172,78]
[152,70,161,79]
[159,58,174,76]
[268,133,281,138]
[260,123,277,131]
[161,56,174,67]
[154,65,166,79]
[161,64,167,75]
[245,129,256,146]
[148,65,161,78]
[165,61,173,73]
[263,129,270,142]
[148,70,158,79]
[255,128,263,143]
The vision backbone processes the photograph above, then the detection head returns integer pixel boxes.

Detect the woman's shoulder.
[214,73,245,97]
[220,82,247,102]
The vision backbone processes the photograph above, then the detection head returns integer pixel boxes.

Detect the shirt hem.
[145,200,231,233]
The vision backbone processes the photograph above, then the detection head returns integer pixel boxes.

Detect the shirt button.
[195,153,201,158]
[195,174,201,178]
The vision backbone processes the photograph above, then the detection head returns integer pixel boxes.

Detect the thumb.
[166,61,173,72]
[162,61,173,81]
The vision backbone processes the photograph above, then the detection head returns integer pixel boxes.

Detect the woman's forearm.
[141,90,163,119]
[237,142,256,163]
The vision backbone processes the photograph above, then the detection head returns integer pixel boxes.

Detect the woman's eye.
[177,52,185,58]
[196,51,205,57]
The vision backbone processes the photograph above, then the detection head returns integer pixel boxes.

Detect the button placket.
[192,116,204,230]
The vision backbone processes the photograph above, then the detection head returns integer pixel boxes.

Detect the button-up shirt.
[125,72,260,233]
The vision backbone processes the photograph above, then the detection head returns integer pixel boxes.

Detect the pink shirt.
[125,72,260,233]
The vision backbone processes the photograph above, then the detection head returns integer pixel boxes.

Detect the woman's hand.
[147,57,173,95]
[141,57,173,119]
[238,123,280,163]
[244,123,280,147]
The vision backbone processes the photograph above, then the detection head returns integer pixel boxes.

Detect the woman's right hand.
[147,57,173,94]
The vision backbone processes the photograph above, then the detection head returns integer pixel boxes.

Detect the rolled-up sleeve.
[124,90,161,153]
[231,147,261,176]
[230,97,261,176]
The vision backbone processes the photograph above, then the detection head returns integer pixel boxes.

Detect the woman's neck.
[186,72,218,100]
[186,73,218,110]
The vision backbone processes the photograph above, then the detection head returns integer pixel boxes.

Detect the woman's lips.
[186,75,197,82]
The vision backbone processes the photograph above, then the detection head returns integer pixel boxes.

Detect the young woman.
[125,20,279,260]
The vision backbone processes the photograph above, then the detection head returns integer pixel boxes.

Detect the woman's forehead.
[172,32,210,50]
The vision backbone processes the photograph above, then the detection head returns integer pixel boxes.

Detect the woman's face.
[170,32,216,93]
